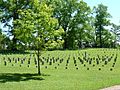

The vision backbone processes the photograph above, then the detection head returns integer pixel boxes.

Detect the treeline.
[0,0,120,51]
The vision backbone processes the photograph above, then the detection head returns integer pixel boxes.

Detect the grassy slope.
[0,48,120,90]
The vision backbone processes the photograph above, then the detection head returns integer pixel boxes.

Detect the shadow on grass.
[0,73,50,83]
[0,50,32,55]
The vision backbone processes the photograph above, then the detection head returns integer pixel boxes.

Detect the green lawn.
[0,48,120,90]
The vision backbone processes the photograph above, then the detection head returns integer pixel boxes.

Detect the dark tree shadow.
[0,73,50,83]
[0,50,31,55]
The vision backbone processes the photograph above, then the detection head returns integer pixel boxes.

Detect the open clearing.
[0,48,120,90]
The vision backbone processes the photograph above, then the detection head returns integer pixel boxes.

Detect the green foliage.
[14,1,64,50]
[93,4,112,48]
[48,0,92,49]
[0,29,3,49]
[110,23,120,48]
[0,29,11,50]
[0,0,31,50]
[0,0,120,50]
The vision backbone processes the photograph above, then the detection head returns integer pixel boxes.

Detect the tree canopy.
[0,0,120,50]
[93,4,112,48]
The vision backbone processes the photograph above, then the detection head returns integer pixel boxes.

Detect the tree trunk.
[95,28,98,48]
[64,28,67,49]
[37,49,41,75]
[12,0,19,50]
[12,36,17,51]
[12,9,19,51]
[99,25,102,48]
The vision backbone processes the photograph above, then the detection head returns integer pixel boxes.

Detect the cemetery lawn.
[0,48,120,90]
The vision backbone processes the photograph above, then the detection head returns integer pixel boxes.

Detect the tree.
[93,4,111,48]
[101,28,114,48]
[75,18,94,49]
[110,23,120,48]
[14,1,64,75]
[0,28,11,50]
[0,0,30,50]
[47,0,91,49]
[0,29,4,49]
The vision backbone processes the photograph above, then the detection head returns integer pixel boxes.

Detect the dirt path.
[100,85,120,90]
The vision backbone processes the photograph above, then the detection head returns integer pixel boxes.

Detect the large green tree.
[14,0,64,75]
[0,0,30,50]
[93,4,111,48]
[47,0,91,49]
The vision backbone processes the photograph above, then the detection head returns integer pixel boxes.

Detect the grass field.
[0,48,120,90]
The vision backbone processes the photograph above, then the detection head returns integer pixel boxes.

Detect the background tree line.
[0,0,120,51]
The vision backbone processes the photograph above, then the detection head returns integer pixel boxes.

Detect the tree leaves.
[13,1,64,50]
[94,4,112,48]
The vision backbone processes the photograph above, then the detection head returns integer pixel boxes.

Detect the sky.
[83,0,120,25]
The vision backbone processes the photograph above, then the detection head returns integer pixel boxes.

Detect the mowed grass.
[0,48,120,90]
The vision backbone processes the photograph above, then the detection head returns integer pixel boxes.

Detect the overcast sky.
[83,0,120,25]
